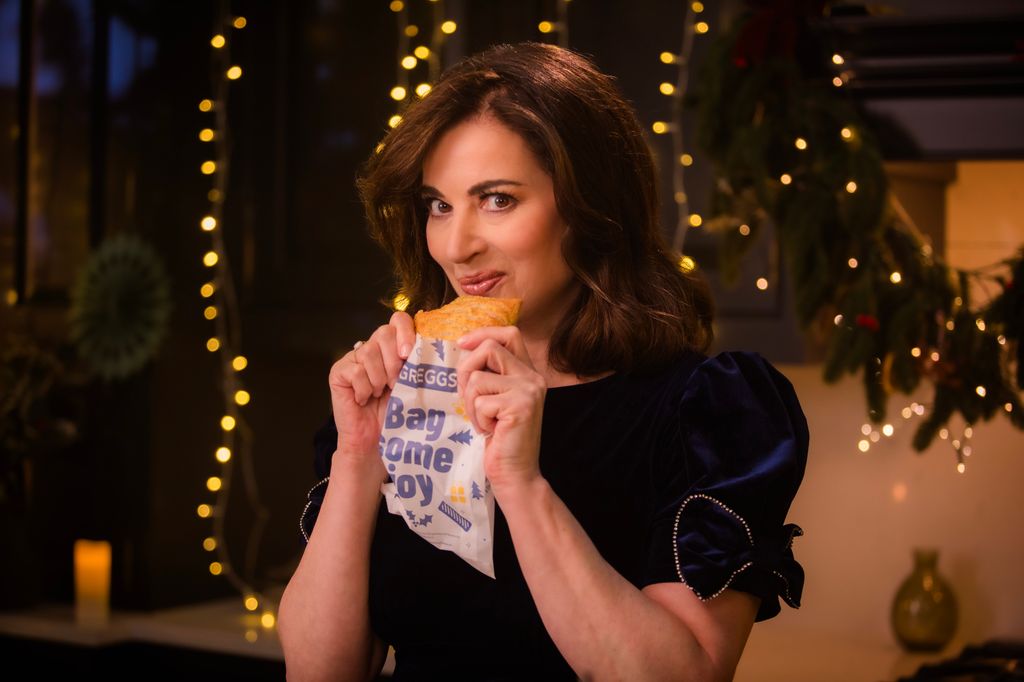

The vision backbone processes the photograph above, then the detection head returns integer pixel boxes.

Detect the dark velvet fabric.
[299,350,808,678]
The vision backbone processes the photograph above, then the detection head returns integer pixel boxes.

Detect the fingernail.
[400,343,411,358]
[456,335,467,346]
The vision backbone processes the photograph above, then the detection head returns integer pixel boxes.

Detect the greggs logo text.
[396,362,458,393]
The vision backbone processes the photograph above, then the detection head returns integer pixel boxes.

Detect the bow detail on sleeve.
[672,493,804,614]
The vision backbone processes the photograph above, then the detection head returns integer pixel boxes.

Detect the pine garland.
[692,5,1023,451]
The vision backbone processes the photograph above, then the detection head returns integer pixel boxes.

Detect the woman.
[278,42,807,681]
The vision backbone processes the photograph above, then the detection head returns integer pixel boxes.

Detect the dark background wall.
[4,0,1019,612]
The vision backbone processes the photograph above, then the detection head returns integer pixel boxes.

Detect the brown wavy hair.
[357,42,713,376]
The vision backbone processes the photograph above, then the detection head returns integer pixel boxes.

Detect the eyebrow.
[420,179,524,197]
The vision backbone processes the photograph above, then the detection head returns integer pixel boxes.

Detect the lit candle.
[74,539,111,628]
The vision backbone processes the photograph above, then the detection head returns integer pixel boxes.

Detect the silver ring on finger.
[352,340,364,351]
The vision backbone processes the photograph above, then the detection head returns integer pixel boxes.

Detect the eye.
[423,197,451,217]
[481,193,515,212]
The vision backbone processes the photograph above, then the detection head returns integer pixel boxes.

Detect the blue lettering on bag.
[397,362,458,393]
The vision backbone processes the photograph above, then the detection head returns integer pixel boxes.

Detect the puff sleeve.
[643,351,809,621]
[298,413,336,544]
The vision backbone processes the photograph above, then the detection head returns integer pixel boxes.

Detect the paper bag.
[379,334,495,578]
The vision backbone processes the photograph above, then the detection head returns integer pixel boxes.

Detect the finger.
[333,353,375,406]
[369,325,404,388]
[462,370,517,434]
[456,326,529,362]
[390,311,416,359]
[355,341,389,398]
[456,338,522,396]
[473,393,502,436]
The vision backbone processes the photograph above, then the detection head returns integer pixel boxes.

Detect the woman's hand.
[455,326,546,493]
[329,311,416,479]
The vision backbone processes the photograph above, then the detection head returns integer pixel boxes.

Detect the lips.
[458,271,505,296]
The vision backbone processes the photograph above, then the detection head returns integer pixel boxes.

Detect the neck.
[522,330,598,388]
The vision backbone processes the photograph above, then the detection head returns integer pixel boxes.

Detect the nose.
[444,207,485,264]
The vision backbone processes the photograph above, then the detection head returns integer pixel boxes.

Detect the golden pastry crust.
[414,296,522,340]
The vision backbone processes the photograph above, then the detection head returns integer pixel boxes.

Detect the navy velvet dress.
[299,350,809,680]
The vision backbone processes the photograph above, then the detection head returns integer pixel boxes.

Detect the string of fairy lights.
[385,0,453,136]
[652,2,780,292]
[827,50,1014,469]
[195,8,275,633]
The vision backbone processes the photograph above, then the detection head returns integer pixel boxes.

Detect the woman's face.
[421,115,578,337]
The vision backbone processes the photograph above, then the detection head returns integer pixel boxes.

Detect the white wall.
[743,162,1024,670]
[770,363,1024,644]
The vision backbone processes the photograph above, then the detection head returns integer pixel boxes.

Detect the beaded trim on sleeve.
[671,493,799,607]
[299,476,331,543]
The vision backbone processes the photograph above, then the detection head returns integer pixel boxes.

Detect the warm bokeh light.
[415,83,432,97]
[210,562,223,575]
[695,21,709,34]
[794,137,808,150]
[204,306,217,320]
[207,477,222,492]
[245,596,259,611]
[680,153,693,166]
[208,188,222,202]
[756,278,769,291]
[848,258,858,268]
[203,251,219,267]
[538,21,554,33]
[221,415,236,431]
[832,76,844,87]
[890,271,902,284]
[199,98,214,112]
[216,447,232,463]
[393,293,410,311]
[659,82,675,95]
[841,127,853,140]
[414,45,430,59]
[232,16,246,29]
[652,121,668,134]
[201,216,217,231]
[401,56,417,70]
[441,20,457,34]
[738,224,750,236]
[832,54,845,65]
[692,1,705,11]
[201,161,217,174]
[388,115,402,128]
[201,283,215,298]
[688,214,702,227]
[235,390,251,406]
[911,347,921,357]
[226,66,242,80]
[780,174,792,185]
[405,25,418,37]
[197,504,212,518]
[206,337,220,352]
[232,355,248,371]
[660,51,676,64]
[261,612,276,628]
[976,386,987,397]
[845,180,858,193]
[390,86,407,100]
[211,34,226,49]
[858,440,870,452]
[679,256,696,272]
[203,537,217,551]
[389,0,404,11]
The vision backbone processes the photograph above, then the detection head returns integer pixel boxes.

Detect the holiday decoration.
[68,234,171,381]
[690,2,1023,459]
